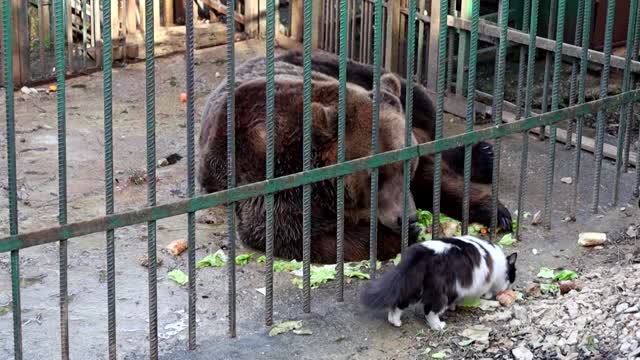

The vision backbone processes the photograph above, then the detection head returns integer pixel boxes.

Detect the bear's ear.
[311,102,337,141]
[380,73,402,98]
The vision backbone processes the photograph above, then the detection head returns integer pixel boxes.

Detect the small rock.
[215,72,221,77]
[620,342,632,353]
[497,289,517,307]
[560,177,573,184]
[166,239,188,256]
[531,211,542,225]
[617,303,630,314]
[139,255,163,267]
[559,281,580,294]
[565,300,579,318]
[525,283,541,298]
[578,232,606,247]
[627,225,638,238]
[512,346,534,360]
[532,248,539,255]
[625,305,639,314]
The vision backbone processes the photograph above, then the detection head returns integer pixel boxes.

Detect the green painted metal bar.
[456,0,473,97]
[570,0,593,220]
[623,6,640,171]
[514,0,530,121]
[303,0,314,311]
[3,0,23,357]
[538,0,556,141]
[432,0,449,237]
[591,0,616,213]
[515,0,539,241]
[446,0,455,93]
[542,0,566,230]
[144,0,159,354]
[185,0,197,348]
[403,0,416,250]
[101,0,116,355]
[54,0,70,356]
[337,0,348,300]
[565,0,584,150]
[612,0,639,205]
[489,0,509,240]
[226,0,238,336]
[462,0,480,235]
[3,89,640,254]
[369,0,383,277]
[265,0,276,324]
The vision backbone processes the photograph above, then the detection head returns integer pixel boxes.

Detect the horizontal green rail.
[2,87,640,253]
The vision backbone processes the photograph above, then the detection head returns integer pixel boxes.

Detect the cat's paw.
[448,304,457,311]
[388,309,402,327]
[428,320,446,331]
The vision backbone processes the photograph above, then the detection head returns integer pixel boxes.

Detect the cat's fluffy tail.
[360,245,427,309]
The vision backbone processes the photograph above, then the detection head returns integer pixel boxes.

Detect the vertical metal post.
[622,5,640,172]
[489,0,509,240]
[226,0,238,336]
[591,0,616,213]
[514,0,531,121]
[368,0,383,277]
[336,0,348,300]
[54,0,70,357]
[612,0,639,205]
[302,0,314,310]
[570,0,593,220]
[102,0,117,356]
[185,0,197,349]
[565,0,585,150]
[144,0,159,355]
[403,0,416,250]
[515,0,540,240]
[538,0,557,140]
[542,0,566,229]
[462,0,480,234]
[3,0,23,357]
[431,0,449,237]
[456,0,472,97]
[265,0,276,324]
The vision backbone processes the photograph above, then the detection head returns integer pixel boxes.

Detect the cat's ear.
[507,253,518,265]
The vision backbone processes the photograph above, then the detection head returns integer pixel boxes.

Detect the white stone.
[512,346,534,360]
[578,232,607,247]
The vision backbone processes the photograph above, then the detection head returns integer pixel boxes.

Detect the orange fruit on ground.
[180,92,187,103]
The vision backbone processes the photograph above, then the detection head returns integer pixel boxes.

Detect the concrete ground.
[0,39,639,360]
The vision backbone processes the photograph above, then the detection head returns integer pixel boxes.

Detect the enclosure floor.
[0,39,639,360]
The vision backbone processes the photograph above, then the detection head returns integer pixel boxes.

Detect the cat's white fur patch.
[453,235,510,299]
[426,311,446,331]
[387,308,402,327]
[419,240,453,254]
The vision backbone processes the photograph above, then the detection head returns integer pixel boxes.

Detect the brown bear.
[198,55,511,264]
[278,49,496,185]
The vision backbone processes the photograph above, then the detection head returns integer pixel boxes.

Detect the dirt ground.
[1,39,639,360]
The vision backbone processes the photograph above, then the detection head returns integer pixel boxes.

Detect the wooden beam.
[111,0,119,38]
[311,0,322,48]
[244,0,258,35]
[11,0,29,85]
[384,0,400,72]
[164,0,174,26]
[290,0,302,41]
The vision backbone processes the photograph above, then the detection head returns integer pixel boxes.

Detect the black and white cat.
[361,235,517,330]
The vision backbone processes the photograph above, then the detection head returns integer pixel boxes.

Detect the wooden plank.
[311,0,322,48]
[126,0,137,33]
[11,0,29,84]
[384,0,400,71]
[258,0,267,36]
[426,0,441,90]
[290,0,302,41]
[92,0,100,45]
[244,0,258,35]
[164,0,174,25]
[111,0,119,38]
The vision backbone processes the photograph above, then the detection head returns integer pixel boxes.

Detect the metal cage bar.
[302,0,314,311]
[402,0,416,251]
[337,0,349,300]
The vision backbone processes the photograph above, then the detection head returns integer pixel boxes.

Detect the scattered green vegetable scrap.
[196,249,227,269]
[431,351,447,359]
[292,265,336,289]
[540,283,560,294]
[536,267,578,295]
[273,259,302,272]
[392,253,402,266]
[497,233,515,247]
[235,253,254,265]
[344,263,370,280]
[268,320,309,336]
[257,255,266,263]
[167,269,189,286]
[536,267,556,279]
[553,269,578,281]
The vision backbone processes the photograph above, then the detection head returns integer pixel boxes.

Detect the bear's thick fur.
[198,54,512,263]
[278,49,496,184]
